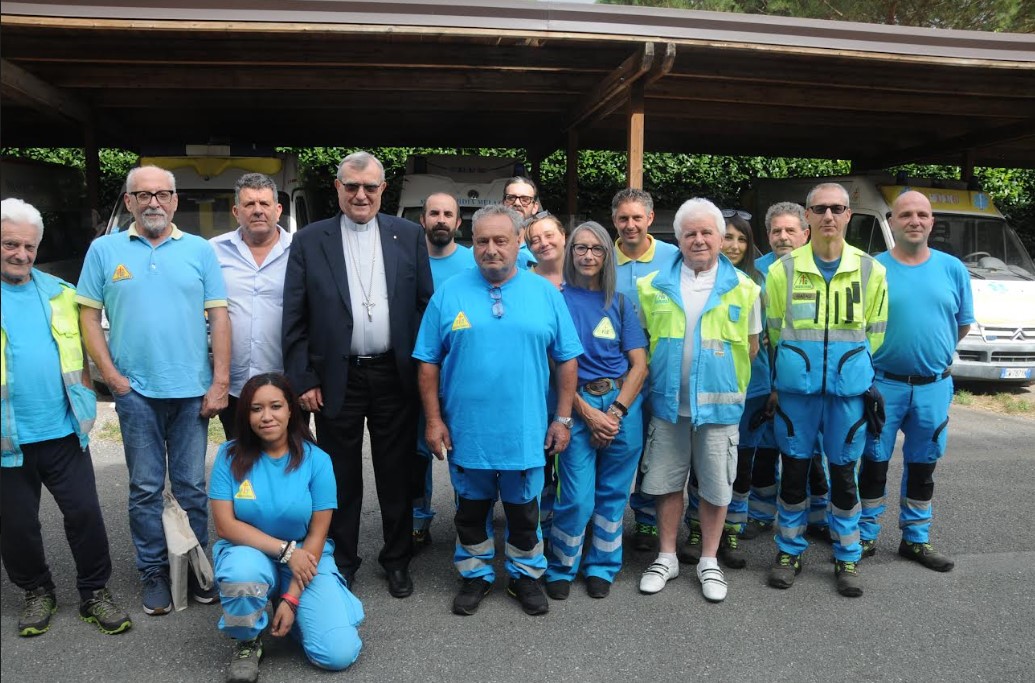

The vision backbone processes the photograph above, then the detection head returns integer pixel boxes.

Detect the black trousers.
[217,394,240,440]
[315,357,420,573]
[1,434,113,601]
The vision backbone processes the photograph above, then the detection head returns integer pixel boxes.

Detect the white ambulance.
[745,174,1035,385]
[395,154,525,243]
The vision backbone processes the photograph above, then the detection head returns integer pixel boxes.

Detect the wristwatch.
[553,416,574,429]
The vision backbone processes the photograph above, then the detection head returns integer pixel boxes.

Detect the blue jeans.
[113,389,208,576]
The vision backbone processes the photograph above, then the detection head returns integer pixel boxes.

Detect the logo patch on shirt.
[112,264,133,282]
[451,311,471,331]
[592,316,616,340]
[234,479,256,500]
[793,273,812,289]
[654,293,670,304]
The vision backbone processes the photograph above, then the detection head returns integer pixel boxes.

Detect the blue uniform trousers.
[860,375,953,543]
[450,465,546,582]
[774,393,866,562]
[628,392,656,526]
[214,540,364,671]
[546,391,643,583]
[413,413,435,533]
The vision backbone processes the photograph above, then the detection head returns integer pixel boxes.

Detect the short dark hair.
[611,188,654,217]
[228,373,314,481]
[234,173,278,205]
[504,176,538,198]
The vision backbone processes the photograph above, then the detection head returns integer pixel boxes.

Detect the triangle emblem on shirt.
[452,311,472,331]
[592,316,616,340]
[235,479,256,500]
[112,264,133,282]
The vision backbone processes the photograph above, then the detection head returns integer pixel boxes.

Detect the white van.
[745,174,1035,385]
[105,148,311,237]
[395,154,524,243]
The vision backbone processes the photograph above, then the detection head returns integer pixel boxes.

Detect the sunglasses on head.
[721,209,752,220]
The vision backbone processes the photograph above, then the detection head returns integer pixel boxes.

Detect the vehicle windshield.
[924,215,1035,281]
[108,189,292,239]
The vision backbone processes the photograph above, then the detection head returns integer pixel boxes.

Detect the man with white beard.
[78,165,230,616]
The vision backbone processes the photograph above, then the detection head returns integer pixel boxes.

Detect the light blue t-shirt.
[874,249,975,377]
[208,440,337,542]
[76,226,228,399]
[412,268,584,470]
[517,243,538,271]
[1,279,76,444]
[430,245,476,288]
[561,286,646,385]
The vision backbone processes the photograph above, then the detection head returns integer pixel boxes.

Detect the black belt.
[579,378,624,396]
[349,351,393,367]
[879,368,951,386]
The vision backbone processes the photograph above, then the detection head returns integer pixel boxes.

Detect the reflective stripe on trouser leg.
[748,448,779,523]
[828,461,862,562]
[581,396,642,582]
[501,468,546,579]
[454,497,495,580]
[775,454,811,557]
[858,458,889,542]
[726,446,754,528]
[546,411,594,582]
[214,543,273,641]
[900,462,936,543]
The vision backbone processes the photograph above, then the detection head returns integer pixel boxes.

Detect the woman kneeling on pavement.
[209,373,364,682]
[544,221,648,600]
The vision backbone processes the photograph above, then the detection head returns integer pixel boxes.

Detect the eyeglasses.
[572,243,606,257]
[503,194,536,207]
[341,182,383,195]
[531,210,552,220]
[721,209,752,220]
[808,204,848,215]
[489,286,504,319]
[129,190,175,204]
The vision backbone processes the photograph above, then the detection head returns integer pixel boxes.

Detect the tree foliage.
[598,0,1035,32]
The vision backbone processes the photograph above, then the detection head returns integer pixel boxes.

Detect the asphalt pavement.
[2,402,1033,682]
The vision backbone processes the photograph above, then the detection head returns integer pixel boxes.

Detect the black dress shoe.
[387,568,413,598]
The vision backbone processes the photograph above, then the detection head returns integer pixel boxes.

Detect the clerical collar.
[340,214,377,233]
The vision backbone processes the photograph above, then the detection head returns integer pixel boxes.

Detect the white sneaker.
[639,559,679,594]
[697,564,728,602]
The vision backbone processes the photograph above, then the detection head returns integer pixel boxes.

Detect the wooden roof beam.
[0,58,91,123]
[565,43,655,132]
[855,119,1035,170]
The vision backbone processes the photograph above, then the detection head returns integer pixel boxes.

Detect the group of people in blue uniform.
[3,160,972,681]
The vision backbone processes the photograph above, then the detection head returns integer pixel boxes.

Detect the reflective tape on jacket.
[637,253,760,426]
[2,270,97,467]
[765,243,888,398]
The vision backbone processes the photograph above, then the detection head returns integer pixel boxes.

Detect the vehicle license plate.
[1000,368,1032,379]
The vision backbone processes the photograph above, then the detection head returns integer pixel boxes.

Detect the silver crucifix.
[363,300,375,321]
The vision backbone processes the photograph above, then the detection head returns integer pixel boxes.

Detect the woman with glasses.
[543,221,648,600]
[679,211,771,570]
[209,373,364,683]
[526,213,567,289]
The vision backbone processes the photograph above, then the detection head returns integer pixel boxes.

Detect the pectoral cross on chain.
[363,299,375,322]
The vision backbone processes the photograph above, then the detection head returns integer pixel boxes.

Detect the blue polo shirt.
[413,268,583,470]
[615,235,679,321]
[76,224,227,399]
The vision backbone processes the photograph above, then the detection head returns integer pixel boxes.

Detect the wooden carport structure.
[2,0,1035,219]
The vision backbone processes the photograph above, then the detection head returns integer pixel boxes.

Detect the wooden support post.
[961,149,976,183]
[627,82,645,190]
[566,129,579,226]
